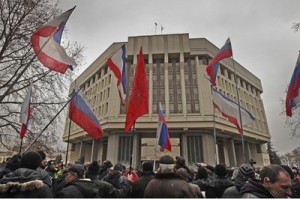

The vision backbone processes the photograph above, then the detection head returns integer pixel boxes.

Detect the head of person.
[234,164,255,187]
[176,168,190,182]
[214,164,227,177]
[5,154,21,171]
[20,151,42,170]
[47,160,56,171]
[142,161,153,172]
[36,150,47,169]
[64,164,85,184]
[260,164,292,198]
[86,160,100,178]
[158,155,175,173]
[292,166,299,178]
[196,167,208,180]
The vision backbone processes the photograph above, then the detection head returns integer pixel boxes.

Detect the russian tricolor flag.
[212,88,255,134]
[31,7,77,74]
[156,103,171,151]
[107,44,126,105]
[206,38,233,86]
[69,90,103,140]
[286,52,300,117]
[20,83,33,139]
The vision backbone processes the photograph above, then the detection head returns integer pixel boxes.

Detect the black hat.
[158,155,175,164]
[20,151,42,170]
[88,161,100,173]
[239,164,255,178]
[5,154,21,171]
[68,164,85,178]
[114,163,124,172]
[142,161,153,171]
[281,165,294,180]
[47,160,56,166]
[103,160,113,168]
[36,150,46,160]
[215,164,227,177]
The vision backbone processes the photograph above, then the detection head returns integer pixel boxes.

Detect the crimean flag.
[69,90,103,140]
[107,44,126,105]
[157,103,171,151]
[125,47,148,132]
[31,7,77,73]
[212,88,255,134]
[20,83,33,139]
[286,52,300,117]
[206,38,233,86]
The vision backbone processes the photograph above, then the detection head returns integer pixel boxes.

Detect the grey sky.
[58,0,300,154]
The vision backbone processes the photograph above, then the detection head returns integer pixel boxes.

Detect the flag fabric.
[20,83,33,139]
[157,103,171,151]
[69,90,103,140]
[206,38,233,86]
[125,47,148,132]
[31,7,77,74]
[286,52,300,117]
[107,44,126,105]
[212,88,255,134]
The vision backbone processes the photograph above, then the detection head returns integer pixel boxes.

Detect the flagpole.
[129,122,135,174]
[65,117,72,166]
[209,86,218,165]
[24,89,81,153]
[19,139,23,154]
[153,103,160,171]
[231,44,246,163]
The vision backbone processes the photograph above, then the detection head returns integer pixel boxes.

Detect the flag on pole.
[212,88,255,134]
[107,44,126,105]
[125,47,148,132]
[157,103,171,151]
[20,83,33,139]
[31,7,77,74]
[286,52,300,117]
[206,38,233,86]
[69,90,103,140]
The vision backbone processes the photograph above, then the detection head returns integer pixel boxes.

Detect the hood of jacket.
[240,179,274,198]
[69,180,99,198]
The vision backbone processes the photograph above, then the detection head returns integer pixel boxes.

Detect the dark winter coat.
[205,175,234,198]
[131,170,155,198]
[36,167,52,187]
[240,179,274,198]
[144,172,196,198]
[86,174,117,198]
[102,171,131,198]
[0,168,53,198]
[222,173,250,198]
[56,179,100,198]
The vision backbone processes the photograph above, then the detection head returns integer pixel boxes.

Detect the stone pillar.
[106,134,119,164]
[223,138,230,167]
[227,139,237,167]
[202,133,215,166]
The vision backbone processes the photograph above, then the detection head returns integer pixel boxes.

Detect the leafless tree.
[0,0,84,153]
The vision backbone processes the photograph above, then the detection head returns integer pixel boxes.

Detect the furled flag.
[156,103,171,151]
[125,47,148,132]
[212,88,255,134]
[206,38,233,86]
[69,90,103,140]
[20,83,33,139]
[286,52,300,117]
[31,7,77,74]
[107,44,126,105]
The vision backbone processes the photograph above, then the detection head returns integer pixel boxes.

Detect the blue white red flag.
[31,7,77,74]
[107,44,126,105]
[286,52,300,117]
[156,103,171,151]
[69,90,103,140]
[20,83,33,139]
[212,88,255,134]
[206,38,233,86]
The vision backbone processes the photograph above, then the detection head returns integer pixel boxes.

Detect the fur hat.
[68,164,85,178]
[20,151,42,170]
[142,161,153,171]
[88,161,100,173]
[215,164,227,177]
[5,154,21,171]
[239,164,255,179]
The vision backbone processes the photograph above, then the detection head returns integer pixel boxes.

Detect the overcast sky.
[58,0,300,155]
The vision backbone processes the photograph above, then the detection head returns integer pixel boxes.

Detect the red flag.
[125,47,148,132]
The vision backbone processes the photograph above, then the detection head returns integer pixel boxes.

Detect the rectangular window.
[256,144,262,153]
[118,136,133,162]
[187,135,203,164]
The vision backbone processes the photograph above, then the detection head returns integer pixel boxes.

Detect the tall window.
[168,57,182,113]
[153,57,165,113]
[118,136,132,163]
[187,135,203,164]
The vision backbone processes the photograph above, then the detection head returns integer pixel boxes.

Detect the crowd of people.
[0,150,299,198]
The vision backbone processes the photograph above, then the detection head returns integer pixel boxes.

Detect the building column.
[223,138,230,167]
[106,133,119,164]
[132,133,141,168]
[246,142,252,162]
[202,133,215,166]
[227,139,237,167]
[79,141,83,160]
[181,133,188,162]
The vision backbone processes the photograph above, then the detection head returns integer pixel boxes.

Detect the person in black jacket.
[241,164,292,198]
[0,151,53,198]
[131,161,155,198]
[57,164,100,198]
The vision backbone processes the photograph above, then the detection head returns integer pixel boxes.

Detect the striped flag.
[212,88,255,134]
[20,83,33,139]
[107,44,126,105]
[157,103,171,151]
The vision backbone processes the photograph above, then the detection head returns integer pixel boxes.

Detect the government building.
[63,33,271,169]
